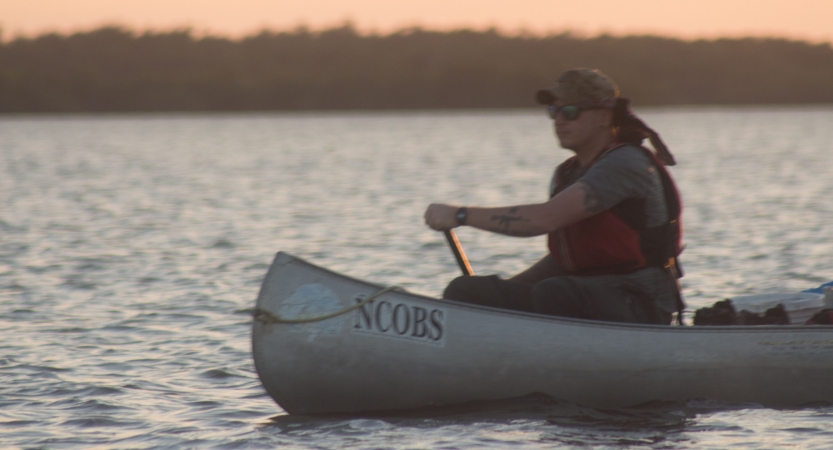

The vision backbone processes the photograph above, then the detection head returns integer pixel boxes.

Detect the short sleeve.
[578,146,668,225]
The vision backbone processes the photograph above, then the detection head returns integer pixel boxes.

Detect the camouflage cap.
[536,68,619,108]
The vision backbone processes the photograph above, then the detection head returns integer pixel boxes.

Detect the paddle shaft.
[444,230,474,276]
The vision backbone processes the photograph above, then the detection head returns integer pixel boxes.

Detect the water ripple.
[1,108,833,447]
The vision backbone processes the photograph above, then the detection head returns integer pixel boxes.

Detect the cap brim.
[536,89,556,105]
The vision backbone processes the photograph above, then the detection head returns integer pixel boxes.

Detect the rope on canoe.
[253,285,403,324]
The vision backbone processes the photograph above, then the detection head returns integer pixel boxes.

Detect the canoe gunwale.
[263,251,833,335]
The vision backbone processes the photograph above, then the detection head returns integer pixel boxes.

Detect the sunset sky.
[2,0,832,42]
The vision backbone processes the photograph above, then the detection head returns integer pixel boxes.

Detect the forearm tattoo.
[490,206,529,235]
[578,184,604,213]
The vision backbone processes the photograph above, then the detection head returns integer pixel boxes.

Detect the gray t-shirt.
[552,145,679,315]
[578,145,669,227]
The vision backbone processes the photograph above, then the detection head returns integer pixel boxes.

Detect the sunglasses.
[546,104,588,121]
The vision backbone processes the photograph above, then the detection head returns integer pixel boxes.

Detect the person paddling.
[424,68,684,324]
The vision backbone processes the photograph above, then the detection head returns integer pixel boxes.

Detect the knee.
[443,275,477,301]
[443,275,502,303]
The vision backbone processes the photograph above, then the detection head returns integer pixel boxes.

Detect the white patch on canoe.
[350,294,446,347]
[279,283,345,341]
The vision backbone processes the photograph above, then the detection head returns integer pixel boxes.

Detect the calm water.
[2,107,833,448]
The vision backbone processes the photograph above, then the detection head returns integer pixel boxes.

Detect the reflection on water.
[1,107,833,447]
[266,394,695,448]
[265,394,833,448]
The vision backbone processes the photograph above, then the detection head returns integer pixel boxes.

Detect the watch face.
[456,208,467,224]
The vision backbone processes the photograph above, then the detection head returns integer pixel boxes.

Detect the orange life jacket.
[548,144,683,276]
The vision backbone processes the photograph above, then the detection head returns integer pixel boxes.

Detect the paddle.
[444,230,473,276]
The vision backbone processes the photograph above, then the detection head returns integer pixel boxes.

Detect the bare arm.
[424,181,603,237]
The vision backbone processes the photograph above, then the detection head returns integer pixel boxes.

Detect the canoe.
[252,252,833,415]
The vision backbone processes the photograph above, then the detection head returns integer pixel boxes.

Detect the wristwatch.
[455,207,468,226]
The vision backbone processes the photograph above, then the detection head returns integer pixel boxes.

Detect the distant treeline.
[2,26,833,112]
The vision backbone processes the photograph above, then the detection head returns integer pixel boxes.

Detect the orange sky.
[2,0,832,42]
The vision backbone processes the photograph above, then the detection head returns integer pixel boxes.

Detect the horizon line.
[3,22,832,46]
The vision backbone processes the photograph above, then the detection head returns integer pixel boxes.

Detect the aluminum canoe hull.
[252,252,833,415]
